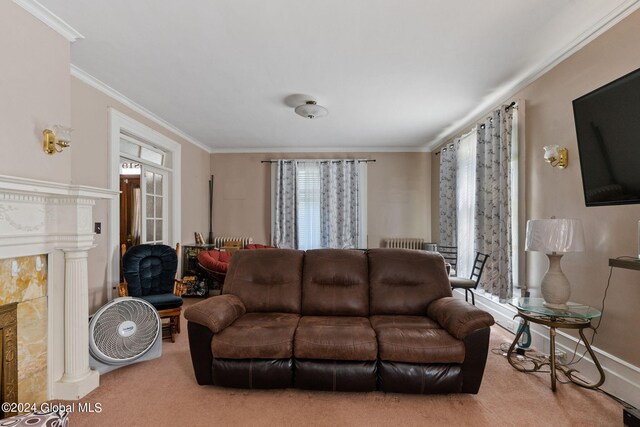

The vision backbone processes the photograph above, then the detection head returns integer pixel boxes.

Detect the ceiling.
[36,0,639,152]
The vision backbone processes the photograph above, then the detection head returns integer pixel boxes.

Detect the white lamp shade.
[543,145,559,162]
[525,219,585,253]
[53,125,73,143]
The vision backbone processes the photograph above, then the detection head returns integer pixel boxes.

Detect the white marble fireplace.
[0,175,117,401]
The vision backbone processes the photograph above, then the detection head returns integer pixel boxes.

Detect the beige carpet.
[67,299,621,426]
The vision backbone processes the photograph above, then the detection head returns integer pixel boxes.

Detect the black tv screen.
[573,67,640,207]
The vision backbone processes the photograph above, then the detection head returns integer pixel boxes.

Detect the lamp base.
[542,301,568,310]
[540,253,571,309]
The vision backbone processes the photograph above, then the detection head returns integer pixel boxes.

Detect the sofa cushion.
[212,313,300,359]
[368,249,452,315]
[223,249,304,313]
[369,314,441,330]
[370,315,465,364]
[294,316,377,361]
[301,249,369,316]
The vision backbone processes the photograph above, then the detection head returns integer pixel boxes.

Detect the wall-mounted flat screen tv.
[573,67,640,207]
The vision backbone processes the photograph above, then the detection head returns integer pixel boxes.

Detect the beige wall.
[0,1,211,313]
[432,10,640,365]
[211,152,430,248]
[0,1,71,183]
[71,77,211,312]
[0,1,71,404]
[520,10,640,366]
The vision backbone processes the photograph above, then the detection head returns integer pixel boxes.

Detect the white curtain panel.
[272,160,298,248]
[439,143,457,247]
[320,160,360,249]
[475,107,514,301]
[456,131,477,278]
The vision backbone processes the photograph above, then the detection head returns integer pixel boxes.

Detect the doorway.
[119,161,141,250]
[119,159,170,251]
[109,108,182,299]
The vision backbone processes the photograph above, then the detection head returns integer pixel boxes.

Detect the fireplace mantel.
[0,175,118,400]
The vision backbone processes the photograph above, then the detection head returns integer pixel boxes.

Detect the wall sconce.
[543,145,568,168]
[43,125,72,154]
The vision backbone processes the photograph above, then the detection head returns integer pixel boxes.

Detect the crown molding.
[209,145,428,154]
[70,65,213,154]
[425,0,640,151]
[13,0,84,42]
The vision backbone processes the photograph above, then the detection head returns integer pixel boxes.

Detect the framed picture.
[195,232,204,245]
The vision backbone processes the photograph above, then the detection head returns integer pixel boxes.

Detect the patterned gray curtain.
[439,143,457,247]
[475,107,513,301]
[320,160,359,248]
[272,160,298,248]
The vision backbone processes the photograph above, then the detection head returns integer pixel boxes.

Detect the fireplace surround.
[0,303,17,418]
[0,175,117,401]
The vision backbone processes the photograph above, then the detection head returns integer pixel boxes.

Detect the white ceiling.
[35,0,640,152]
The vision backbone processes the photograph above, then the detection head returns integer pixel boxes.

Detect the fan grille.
[90,298,160,363]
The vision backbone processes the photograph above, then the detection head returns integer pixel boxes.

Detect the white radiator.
[212,236,254,248]
[383,238,425,250]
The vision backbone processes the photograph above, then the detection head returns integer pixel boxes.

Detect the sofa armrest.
[427,297,494,340]
[184,294,246,333]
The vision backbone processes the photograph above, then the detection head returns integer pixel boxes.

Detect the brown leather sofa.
[184,248,495,394]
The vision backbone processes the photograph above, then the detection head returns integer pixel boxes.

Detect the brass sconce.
[43,125,72,154]
[543,145,568,168]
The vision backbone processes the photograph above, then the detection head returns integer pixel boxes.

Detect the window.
[439,104,519,300]
[456,130,477,278]
[271,160,367,249]
[297,162,321,250]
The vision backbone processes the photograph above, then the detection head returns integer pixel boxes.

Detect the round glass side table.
[507,297,604,392]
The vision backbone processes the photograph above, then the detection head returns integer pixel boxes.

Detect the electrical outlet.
[94,222,101,234]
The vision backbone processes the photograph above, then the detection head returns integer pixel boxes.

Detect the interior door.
[141,165,169,244]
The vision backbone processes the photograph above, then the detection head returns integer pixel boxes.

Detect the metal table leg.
[564,327,606,389]
[549,327,557,391]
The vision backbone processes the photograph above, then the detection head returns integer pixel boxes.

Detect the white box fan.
[89,297,162,374]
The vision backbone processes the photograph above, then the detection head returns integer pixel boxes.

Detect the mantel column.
[54,248,99,399]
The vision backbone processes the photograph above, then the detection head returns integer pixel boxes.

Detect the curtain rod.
[479,101,517,129]
[261,159,376,164]
[435,101,518,155]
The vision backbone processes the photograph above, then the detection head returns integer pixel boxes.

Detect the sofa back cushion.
[302,249,369,316]
[368,249,452,315]
[223,249,304,313]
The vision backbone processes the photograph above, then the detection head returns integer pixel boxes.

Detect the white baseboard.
[453,289,640,409]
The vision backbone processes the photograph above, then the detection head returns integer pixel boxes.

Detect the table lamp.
[525,218,585,309]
